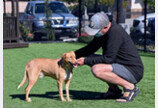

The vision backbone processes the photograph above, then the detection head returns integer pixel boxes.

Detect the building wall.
[4,0,144,19]
[4,1,77,14]
[114,0,144,19]
[4,1,28,13]
[127,0,144,18]
[130,0,144,10]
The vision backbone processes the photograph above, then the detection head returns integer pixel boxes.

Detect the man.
[75,12,144,102]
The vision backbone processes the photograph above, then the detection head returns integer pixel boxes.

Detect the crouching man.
[75,12,144,102]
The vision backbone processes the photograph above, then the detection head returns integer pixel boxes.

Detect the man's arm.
[75,37,102,59]
[84,29,123,66]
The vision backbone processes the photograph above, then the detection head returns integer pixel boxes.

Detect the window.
[30,5,34,14]
[25,3,30,14]
[35,2,69,14]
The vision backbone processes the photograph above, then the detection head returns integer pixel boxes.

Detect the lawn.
[3,43,155,108]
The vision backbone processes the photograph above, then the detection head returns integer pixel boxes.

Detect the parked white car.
[131,13,155,45]
[132,13,155,34]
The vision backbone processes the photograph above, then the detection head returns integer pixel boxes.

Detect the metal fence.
[3,0,154,51]
[77,0,155,52]
[80,16,155,52]
[130,28,155,52]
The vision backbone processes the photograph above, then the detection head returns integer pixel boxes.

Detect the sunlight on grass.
[3,43,155,108]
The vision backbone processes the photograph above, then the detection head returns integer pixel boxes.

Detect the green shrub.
[19,24,30,42]
[78,36,94,43]
[46,28,56,41]
[44,0,56,41]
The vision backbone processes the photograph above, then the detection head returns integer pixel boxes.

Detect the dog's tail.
[17,69,27,89]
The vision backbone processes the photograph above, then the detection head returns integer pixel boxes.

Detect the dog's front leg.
[57,79,66,101]
[65,79,72,101]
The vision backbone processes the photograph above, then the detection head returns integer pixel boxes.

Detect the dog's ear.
[61,53,67,60]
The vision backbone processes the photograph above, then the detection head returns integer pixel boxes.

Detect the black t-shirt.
[75,21,144,82]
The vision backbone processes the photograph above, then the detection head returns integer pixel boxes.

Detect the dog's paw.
[26,98,32,102]
[61,98,66,102]
[39,72,44,78]
[67,98,72,102]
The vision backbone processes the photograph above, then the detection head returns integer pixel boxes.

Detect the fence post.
[94,0,98,13]
[144,0,147,52]
[116,0,125,24]
[79,0,82,37]
[11,0,15,16]
[16,0,19,42]
[3,0,6,16]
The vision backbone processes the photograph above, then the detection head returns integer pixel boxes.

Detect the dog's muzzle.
[69,62,78,68]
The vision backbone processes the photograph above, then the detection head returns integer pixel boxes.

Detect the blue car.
[21,1,79,40]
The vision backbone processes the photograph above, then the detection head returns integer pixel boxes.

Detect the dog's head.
[61,51,77,68]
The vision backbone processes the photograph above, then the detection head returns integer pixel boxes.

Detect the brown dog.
[17,51,77,102]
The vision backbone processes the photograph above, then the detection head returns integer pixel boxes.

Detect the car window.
[25,3,30,14]
[35,3,45,13]
[49,3,69,13]
[30,5,34,14]
[35,2,69,13]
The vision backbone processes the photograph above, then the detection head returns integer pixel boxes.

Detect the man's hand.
[76,57,85,66]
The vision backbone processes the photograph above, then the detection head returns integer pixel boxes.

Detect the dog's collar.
[58,58,63,66]
[58,58,71,67]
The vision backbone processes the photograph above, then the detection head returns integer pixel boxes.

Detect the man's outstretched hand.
[76,57,85,66]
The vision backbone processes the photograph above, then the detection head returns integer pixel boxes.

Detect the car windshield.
[35,2,69,13]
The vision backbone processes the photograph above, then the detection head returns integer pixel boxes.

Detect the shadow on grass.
[10,90,116,101]
[139,53,155,58]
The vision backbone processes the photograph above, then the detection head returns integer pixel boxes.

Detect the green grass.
[3,43,155,108]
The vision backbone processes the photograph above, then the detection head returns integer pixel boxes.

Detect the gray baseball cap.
[84,12,109,36]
